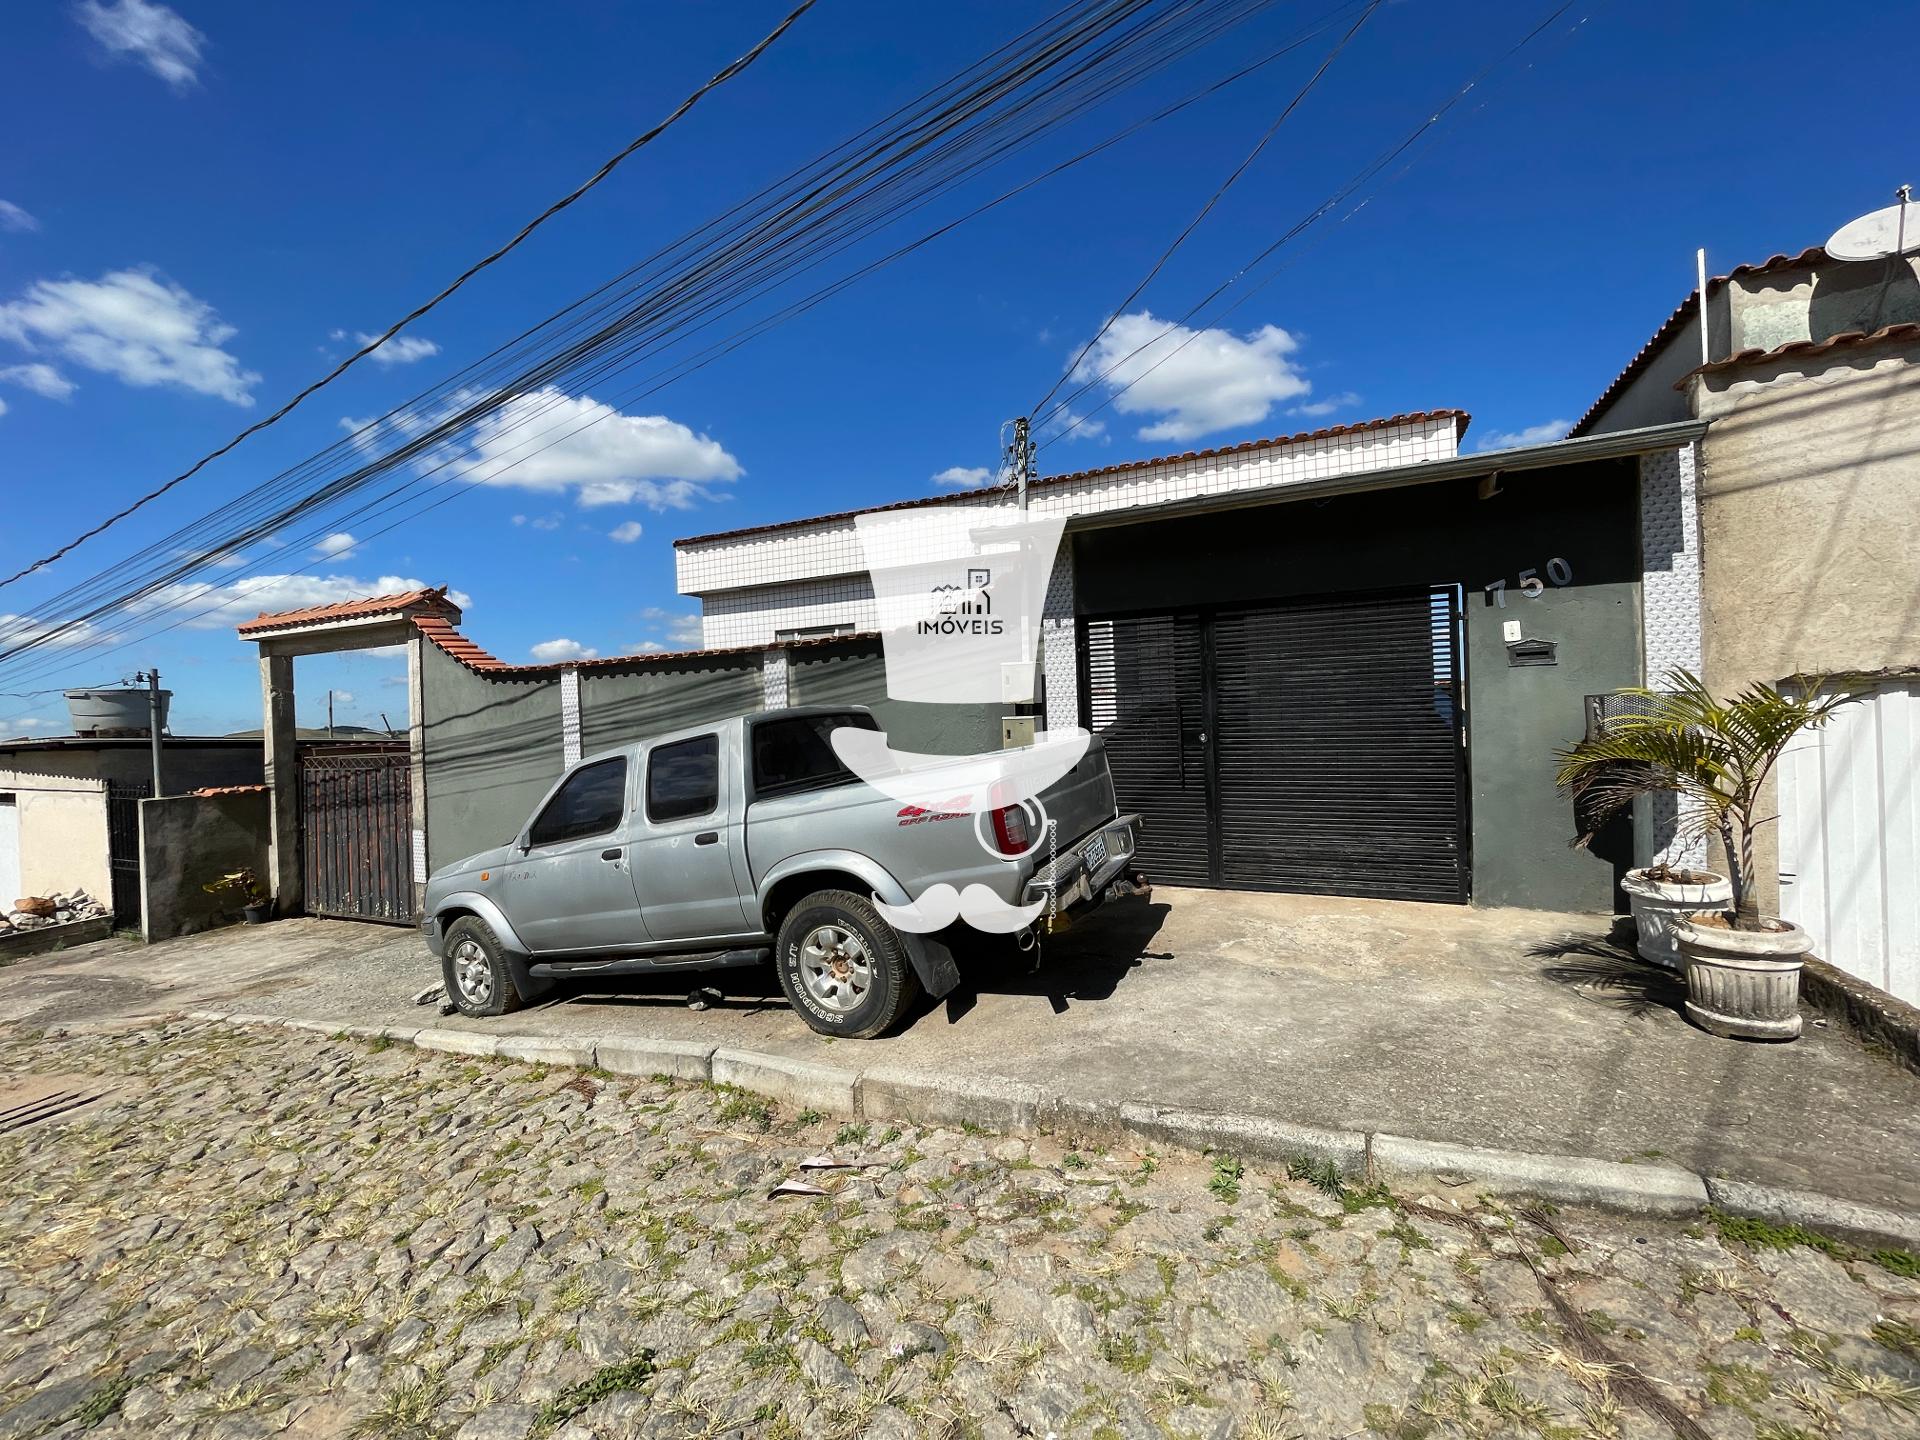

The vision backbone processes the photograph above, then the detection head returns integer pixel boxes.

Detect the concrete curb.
[1704,1176,1920,1251]
[1371,1133,1708,1217]
[169,1009,1920,1252]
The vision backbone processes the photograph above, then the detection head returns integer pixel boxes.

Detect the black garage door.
[1083,587,1468,903]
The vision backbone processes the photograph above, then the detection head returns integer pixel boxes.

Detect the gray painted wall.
[580,661,763,759]
[1072,461,1644,913]
[420,647,767,871]
[138,789,271,941]
[788,641,1004,754]
[420,645,564,870]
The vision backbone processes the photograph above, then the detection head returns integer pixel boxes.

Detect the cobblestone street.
[2,1021,1917,1440]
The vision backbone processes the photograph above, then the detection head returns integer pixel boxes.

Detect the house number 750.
[1484,557,1572,607]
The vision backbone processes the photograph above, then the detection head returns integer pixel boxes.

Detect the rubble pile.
[2,890,111,933]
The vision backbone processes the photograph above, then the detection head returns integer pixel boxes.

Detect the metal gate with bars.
[1083,587,1469,903]
[105,779,150,924]
[301,749,415,924]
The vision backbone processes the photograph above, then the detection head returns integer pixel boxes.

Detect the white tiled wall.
[1636,442,1707,870]
[678,417,1461,610]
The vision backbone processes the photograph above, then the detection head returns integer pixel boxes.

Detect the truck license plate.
[1083,833,1108,870]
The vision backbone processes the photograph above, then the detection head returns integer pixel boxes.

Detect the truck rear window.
[751,711,878,798]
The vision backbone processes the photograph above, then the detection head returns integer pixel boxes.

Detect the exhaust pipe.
[1014,927,1038,953]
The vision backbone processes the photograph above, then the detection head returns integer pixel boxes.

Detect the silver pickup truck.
[421,706,1142,1037]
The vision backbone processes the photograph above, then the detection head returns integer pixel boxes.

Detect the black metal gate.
[1084,587,1469,903]
[301,749,414,923]
[105,780,150,924]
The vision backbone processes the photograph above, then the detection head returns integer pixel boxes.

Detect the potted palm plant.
[1555,671,1856,1040]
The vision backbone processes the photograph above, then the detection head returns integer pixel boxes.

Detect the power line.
[1,0,1307,680]
[1034,0,1582,450]
[0,0,820,593]
[1029,0,1381,421]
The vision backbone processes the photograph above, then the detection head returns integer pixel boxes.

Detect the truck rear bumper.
[1023,813,1141,919]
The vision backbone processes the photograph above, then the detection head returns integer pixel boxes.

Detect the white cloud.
[509,511,563,531]
[460,387,742,508]
[0,362,77,400]
[330,690,355,706]
[530,637,597,663]
[1036,404,1105,444]
[0,201,39,234]
[625,640,667,654]
[1290,390,1361,419]
[0,266,258,405]
[312,532,357,559]
[1069,310,1309,442]
[0,397,7,418]
[352,331,440,366]
[931,465,994,490]
[75,0,205,92]
[608,520,644,544]
[1476,419,1572,452]
[133,572,472,630]
[0,612,107,649]
[637,607,703,647]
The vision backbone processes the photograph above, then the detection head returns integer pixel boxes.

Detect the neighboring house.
[0,736,265,920]
[1575,241,1920,1003]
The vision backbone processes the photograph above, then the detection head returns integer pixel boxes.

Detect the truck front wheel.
[775,890,920,1039]
[442,914,525,1018]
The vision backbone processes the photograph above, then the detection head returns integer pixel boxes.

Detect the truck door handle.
[694,831,719,846]
[600,848,622,861]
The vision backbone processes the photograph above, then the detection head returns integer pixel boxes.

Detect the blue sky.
[0,0,1912,737]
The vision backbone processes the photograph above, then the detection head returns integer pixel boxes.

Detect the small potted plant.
[203,868,271,925]
[1556,671,1856,1040]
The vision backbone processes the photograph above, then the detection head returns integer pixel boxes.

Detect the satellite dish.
[1826,186,1915,261]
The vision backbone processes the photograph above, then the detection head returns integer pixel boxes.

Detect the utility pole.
[135,668,164,796]
[1005,415,1035,510]
[327,689,335,740]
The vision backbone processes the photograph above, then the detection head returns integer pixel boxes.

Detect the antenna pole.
[1696,248,1711,367]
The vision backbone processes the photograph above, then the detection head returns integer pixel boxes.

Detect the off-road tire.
[441,914,524,1018]
[774,889,919,1039]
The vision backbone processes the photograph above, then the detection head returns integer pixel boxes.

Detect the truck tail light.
[989,803,1030,856]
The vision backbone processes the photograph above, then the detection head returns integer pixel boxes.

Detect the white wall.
[1778,680,1920,1005]
[0,769,111,903]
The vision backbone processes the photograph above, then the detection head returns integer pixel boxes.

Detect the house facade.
[1576,241,1920,1002]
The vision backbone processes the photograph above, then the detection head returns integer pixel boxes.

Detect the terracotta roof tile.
[236,585,460,636]
[411,613,877,678]
[1568,247,1830,437]
[1679,322,1920,381]
[673,410,1471,548]
[190,784,269,797]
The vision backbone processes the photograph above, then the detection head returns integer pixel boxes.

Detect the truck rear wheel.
[775,889,919,1039]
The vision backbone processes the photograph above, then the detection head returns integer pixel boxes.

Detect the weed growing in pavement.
[1873,1317,1920,1361]
[533,1353,655,1434]
[1707,1207,1920,1277]
[1284,1153,1344,1197]
[1207,1153,1244,1204]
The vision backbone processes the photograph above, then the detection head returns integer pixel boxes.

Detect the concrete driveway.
[6,886,1918,1213]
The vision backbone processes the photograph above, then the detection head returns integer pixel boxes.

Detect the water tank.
[64,688,171,737]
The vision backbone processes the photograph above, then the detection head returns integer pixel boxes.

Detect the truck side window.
[528,757,627,847]
[751,711,878,797]
[647,734,719,822]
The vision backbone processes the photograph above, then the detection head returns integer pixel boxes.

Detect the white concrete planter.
[1621,868,1732,970]
[1674,916,1812,1041]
